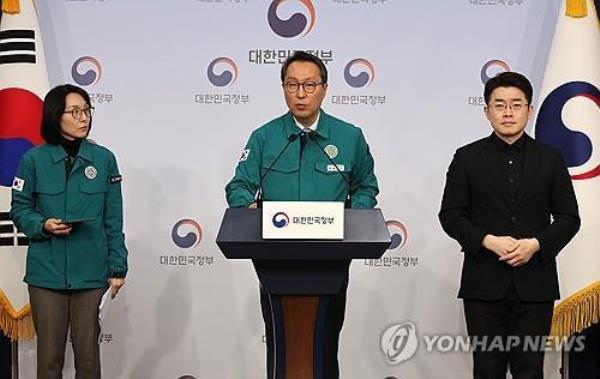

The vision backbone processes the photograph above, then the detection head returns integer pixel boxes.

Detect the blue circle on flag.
[0,138,34,187]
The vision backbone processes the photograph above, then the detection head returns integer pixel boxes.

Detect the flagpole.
[560,347,569,379]
[10,340,17,379]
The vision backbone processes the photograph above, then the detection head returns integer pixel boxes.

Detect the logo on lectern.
[272,212,289,228]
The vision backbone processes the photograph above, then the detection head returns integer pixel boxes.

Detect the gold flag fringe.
[551,281,600,341]
[566,0,588,18]
[1,0,20,14]
[0,290,35,341]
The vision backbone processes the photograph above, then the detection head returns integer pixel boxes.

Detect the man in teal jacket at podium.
[225,51,379,378]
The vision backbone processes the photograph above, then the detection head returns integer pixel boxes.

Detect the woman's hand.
[108,278,126,299]
[43,218,72,236]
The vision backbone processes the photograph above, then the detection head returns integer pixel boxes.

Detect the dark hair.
[280,51,328,84]
[484,71,533,105]
[41,84,92,145]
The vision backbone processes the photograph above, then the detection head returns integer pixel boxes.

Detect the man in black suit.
[439,72,580,379]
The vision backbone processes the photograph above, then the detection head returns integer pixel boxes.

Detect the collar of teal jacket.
[48,139,94,164]
[283,109,330,140]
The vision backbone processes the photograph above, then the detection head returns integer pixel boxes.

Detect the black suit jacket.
[439,133,580,302]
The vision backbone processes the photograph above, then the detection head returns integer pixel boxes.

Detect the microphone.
[305,129,352,208]
[255,131,302,208]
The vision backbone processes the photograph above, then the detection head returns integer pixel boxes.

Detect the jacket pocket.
[36,182,65,195]
[78,180,108,218]
[260,164,299,200]
[80,180,108,194]
[34,182,66,217]
[313,162,352,198]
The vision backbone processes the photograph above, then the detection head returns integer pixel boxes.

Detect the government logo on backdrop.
[159,219,213,267]
[344,58,375,88]
[480,59,510,84]
[171,219,203,249]
[70,56,114,104]
[365,220,417,268]
[267,0,316,38]
[207,57,238,87]
[535,81,600,180]
[467,59,511,106]
[71,56,102,86]
[386,220,408,250]
[333,58,385,106]
[195,57,248,105]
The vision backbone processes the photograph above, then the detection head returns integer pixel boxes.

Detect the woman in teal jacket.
[10,84,128,379]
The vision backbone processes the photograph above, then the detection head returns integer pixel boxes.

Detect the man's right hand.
[43,218,72,236]
[248,202,258,209]
[482,234,517,258]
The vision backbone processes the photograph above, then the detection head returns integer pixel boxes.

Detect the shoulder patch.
[239,149,250,162]
[12,177,25,192]
[110,175,123,184]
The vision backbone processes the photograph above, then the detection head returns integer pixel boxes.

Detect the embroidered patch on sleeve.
[12,177,25,192]
[239,149,250,162]
[110,175,123,184]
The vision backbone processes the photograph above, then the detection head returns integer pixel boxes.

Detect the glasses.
[490,102,529,113]
[283,81,324,94]
[64,107,94,121]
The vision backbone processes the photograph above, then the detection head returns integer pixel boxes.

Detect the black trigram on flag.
[0,212,28,246]
[0,29,36,65]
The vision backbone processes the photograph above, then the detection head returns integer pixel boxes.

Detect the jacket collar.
[48,139,93,163]
[284,109,331,140]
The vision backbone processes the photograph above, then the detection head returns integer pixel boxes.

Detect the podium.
[216,208,391,379]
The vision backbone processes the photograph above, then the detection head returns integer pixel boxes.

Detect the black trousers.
[0,332,10,379]
[260,274,349,379]
[463,289,554,379]
[569,323,600,379]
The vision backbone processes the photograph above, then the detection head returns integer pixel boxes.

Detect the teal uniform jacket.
[10,140,128,290]
[226,110,379,208]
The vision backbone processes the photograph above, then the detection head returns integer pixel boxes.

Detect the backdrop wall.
[6,1,574,378]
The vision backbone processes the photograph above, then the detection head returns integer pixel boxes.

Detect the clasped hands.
[482,235,540,267]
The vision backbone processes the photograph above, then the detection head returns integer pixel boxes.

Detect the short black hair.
[41,84,92,145]
[484,71,533,105]
[280,51,328,84]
